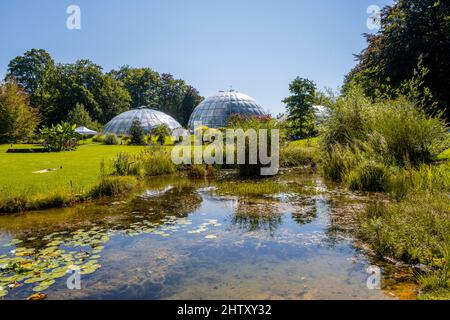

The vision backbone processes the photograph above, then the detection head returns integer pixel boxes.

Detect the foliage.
[359,191,449,285]
[5,50,204,127]
[0,80,41,143]
[321,88,449,169]
[104,133,119,145]
[345,0,450,121]
[129,119,146,145]
[6,49,56,114]
[283,77,317,139]
[40,122,81,152]
[280,140,320,167]
[149,124,171,145]
[111,147,176,177]
[88,176,138,198]
[140,147,177,176]
[66,103,101,131]
[110,66,203,126]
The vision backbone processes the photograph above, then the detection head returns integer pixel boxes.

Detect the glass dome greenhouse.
[188,90,266,129]
[103,107,182,135]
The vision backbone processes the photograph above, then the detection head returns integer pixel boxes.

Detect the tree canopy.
[283,77,317,139]
[345,0,450,121]
[5,49,203,129]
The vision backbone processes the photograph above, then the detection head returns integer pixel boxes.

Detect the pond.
[0,170,417,300]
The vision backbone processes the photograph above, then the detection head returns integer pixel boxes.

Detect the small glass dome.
[188,90,266,129]
[103,107,182,135]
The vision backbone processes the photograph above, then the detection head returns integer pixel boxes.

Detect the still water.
[0,171,416,300]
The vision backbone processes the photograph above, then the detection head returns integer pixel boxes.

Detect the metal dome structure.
[188,90,266,129]
[103,107,182,135]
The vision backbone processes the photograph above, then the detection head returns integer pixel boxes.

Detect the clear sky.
[0,0,393,115]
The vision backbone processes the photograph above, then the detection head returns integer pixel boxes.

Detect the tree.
[149,124,171,145]
[50,60,131,124]
[0,80,41,143]
[109,66,161,109]
[129,119,146,145]
[6,49,56,114]
[180,86,204,127]
[345,0,450,120]
[283,77,317,139]
[66,103,102,130]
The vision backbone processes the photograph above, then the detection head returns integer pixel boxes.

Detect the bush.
[346,160,388,192]
[104,133,119,145]
[130,119,146,145]
[141,147,176,176]
[112,152,142,176]
[92,134,105,143]
[89,176,138,198]
[321,89,449,167]
[359,191,449,267]
[321,144,359,182]
[370,98,449,166]
[280,143,320,167]
[187,165,207,178]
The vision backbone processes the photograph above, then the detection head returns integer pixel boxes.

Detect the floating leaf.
[27,293,47,300]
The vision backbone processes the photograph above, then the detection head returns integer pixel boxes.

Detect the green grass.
[437,148,450,161]
[0,143,149,197]
[213,180,294,197]
[280,138,320,168]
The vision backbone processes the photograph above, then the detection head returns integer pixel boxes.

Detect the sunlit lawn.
[0,142,150,196]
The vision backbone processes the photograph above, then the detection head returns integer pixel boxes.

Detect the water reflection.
[0,172,417,300]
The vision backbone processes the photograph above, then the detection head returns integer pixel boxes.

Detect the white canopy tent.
[75,126,98,135]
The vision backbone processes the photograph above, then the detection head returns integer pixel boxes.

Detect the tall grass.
[111,147,176,177]
[280,143,320,167]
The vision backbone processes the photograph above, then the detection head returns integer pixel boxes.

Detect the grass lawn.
[0,143,149,197]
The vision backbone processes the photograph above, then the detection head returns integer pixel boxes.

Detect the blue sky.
[0,0,393,115]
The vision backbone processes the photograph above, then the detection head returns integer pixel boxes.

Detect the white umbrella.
[75,126,98,135]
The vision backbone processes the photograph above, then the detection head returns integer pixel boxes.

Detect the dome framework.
[103,107,182,135]
[188,90,266,129]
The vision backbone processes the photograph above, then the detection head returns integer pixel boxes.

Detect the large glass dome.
[103,107,182,135]
[188,90,266,129]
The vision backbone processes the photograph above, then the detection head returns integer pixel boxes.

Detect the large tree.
[345,0,450,120]
[0,80,41,143]
[109,66,161,109]
[180,86,204,127]
[6,49,56,114]
[283,77,317,139]
[50,60,131,124]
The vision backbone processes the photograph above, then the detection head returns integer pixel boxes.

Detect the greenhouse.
[103,107,182,135]
[188,90,266,129]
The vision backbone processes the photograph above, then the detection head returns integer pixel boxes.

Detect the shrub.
[104,133,119,145]
[149,124,171,145]
[89,176,138,198]
[346,160,388,192]
[280,143,320,167]
[321,144,359,182]
[359,191,449,267]
[130,119,146,145]
[92,134,105,143]
[141,147,176,176]
[112,152,142,176]
[321,88,373,151]
[187,165,207,178]
[370,98,449,166]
